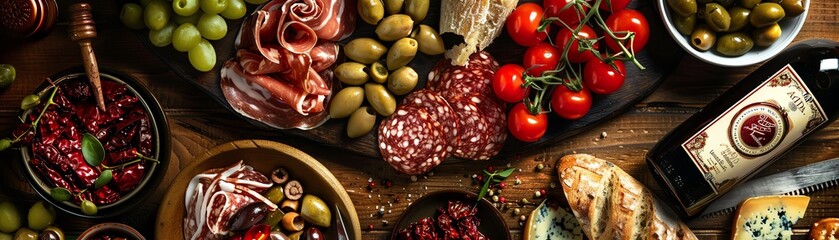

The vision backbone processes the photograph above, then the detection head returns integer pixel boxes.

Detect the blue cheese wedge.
[524,200,583,240]
[732,195,811,240]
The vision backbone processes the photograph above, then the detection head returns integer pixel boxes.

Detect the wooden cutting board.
[138,0,684,158]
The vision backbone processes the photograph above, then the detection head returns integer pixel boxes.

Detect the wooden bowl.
[390,190,511,240]
[78,223,146,240]
[155,139,361,239]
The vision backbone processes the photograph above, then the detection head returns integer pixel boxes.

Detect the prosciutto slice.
[183,161,277,240]
[223,0,353,129]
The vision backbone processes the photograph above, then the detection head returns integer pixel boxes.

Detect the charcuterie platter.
[138,0,683,159]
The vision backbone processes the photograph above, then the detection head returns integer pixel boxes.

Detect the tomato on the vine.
[550,85,592,120]
[543,0,588,26]
[523,42,560,76]
[598,0,631,12]
[584,58,626,94]
[493,64,529,103]
[556,24,599,63]
[508,103,548,142]
[506,3,549,47]
[604,9,650,53]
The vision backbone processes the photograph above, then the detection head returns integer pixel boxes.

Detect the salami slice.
[468,51,500,71]
[378,106,452,175]
[463,92,506,159]
[438,67,494,100]
[402,90,460,145]
[426,58,453,91]
[448,94,492,160]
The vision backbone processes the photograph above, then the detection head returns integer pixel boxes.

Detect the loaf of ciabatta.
[557,154,697,240]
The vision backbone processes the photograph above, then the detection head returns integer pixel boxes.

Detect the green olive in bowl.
[750,3,785,27]
[752,23,782,47]
[716,32,754,56]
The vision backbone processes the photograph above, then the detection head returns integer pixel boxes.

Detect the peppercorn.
[498,182,506,189]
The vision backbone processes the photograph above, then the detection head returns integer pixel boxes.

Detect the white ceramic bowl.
[657,0,809,67]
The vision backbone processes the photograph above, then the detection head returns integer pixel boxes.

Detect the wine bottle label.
[681,65,827,193]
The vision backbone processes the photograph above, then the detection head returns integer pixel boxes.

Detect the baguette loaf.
[558,154,697,240]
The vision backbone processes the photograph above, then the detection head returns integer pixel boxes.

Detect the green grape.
[172,0,199,16]
[149,22,176,47]
[189,39,216,72]
[120,3,146,30]
[173,23,202,52]
[80,200,97,216]
[26,201,55,231]
[197,13,227,40]
[200,0,227,14]
[0,64,15,89]
[220,0,246,20]
[144,0,171,31]
[173,10,203,25]
[244,0,268,4]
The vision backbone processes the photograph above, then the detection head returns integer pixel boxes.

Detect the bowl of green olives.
[658,0,808,66]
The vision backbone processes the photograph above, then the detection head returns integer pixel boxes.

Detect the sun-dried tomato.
[397,201,488,240]
[397,217,439,240]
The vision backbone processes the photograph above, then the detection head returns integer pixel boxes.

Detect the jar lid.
[0,0,57,39]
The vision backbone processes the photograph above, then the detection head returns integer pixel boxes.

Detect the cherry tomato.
[550,85,592,120]
[243,224,271,240]
[599,0,631,12]
[506,3,549,47]
[604,9,650,53]
[523,42,560,76]
[508,103,548,142]
[556,24,599,63]
[543,0,588,26]
[493,64,528,103]
[584,58,626,94]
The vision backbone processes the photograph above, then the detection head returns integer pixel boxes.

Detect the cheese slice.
[732,195,810,240]
[524,200,584,240]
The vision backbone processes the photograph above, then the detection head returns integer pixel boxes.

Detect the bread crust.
[558,154,698,240]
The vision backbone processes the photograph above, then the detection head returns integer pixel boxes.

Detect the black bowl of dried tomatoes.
[14,66,170,218]
[391,190,511,240]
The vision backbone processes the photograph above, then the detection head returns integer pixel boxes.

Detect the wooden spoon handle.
[69,3,105,111]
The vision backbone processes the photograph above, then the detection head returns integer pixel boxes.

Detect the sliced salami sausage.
[447,94,492,160]
[438,67,494,101]
[468,51,500,71]
[426,58,453,91]
[462,92,506,159]
[402,90,460,145]
[378,106,452,175]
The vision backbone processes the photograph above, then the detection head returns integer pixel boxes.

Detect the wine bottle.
[647,39,839,217]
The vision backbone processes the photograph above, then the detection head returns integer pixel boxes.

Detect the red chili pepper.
[107,148,138,165]
[31,157,76,192]
[92,185,120,205]
[137,118,152,156]
[112,163,145,193]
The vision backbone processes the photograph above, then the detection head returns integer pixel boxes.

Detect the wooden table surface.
[1,0,838,239]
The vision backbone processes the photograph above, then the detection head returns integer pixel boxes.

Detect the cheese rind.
[732,195,810,240]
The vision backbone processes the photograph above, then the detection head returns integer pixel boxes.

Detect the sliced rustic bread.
[557,154,698,240]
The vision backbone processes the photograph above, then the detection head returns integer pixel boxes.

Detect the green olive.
[263,210,284,228]
[666,0,697,17]
[750,3,785,28]
[172,0,199,16]
[0,233,9,240]
[779,0,805,17]
[149,22,176,47]
[288,231,303,240]
[0,64,16,89]
[386,38,418,70]
[705,3,731,32]
[329,87,365,119]
[347,106,377,138]
[410,24,445,55]
[265,186,285,204]
[0,201,21,234]
[387,66,418,95]
[375,14,414,41]
[20,95,40,110]
[738,0,760,9]
[37,226,64,240]
[300,195,331,228]
[13,228,37,240]
[144,0,171,31]
[26,201,54,231]
[690,24,716,51]
[405,0,429,22]
[344,38,387,64]
[335,62,370,85]
[384,0,403,15]
[716,32,754,56]
[80,200,97,216]
[368,62,388,84]
[752,23,781,47]
[673,14,697,35]
[365,83,396,116]
[120,3,146,30]
[358,0,384,25]
[712,0,733,7]
[727,7,750,32]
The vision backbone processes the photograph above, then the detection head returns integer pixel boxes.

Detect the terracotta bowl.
[155,139,361,239]
[390,190,511,240]
[78,223,146,240]
[19,66,170,218]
